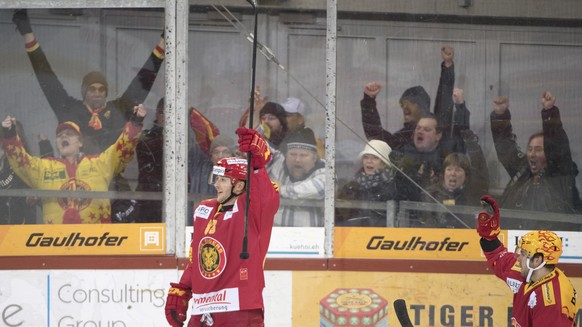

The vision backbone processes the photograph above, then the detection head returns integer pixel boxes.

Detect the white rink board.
[185,226,326,258]
[0,270,292,327]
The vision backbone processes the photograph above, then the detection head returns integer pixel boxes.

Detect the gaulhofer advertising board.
[0,223,165,255]
[334,227,505,260]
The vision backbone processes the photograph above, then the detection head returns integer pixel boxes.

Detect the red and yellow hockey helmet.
[518,230,562,265]
[211,157,248,185]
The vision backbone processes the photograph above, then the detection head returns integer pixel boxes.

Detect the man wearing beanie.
[13,9,165,155]
[280,96,326,159]
[360,46,469,152]
[259,102,288,149]
[13,9,166,224]
[268,127,325,227]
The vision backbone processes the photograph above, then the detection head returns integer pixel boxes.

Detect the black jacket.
[360,62,468,152]
[336,168,398,227]
[491,106,581,230]
[27,43,163,155]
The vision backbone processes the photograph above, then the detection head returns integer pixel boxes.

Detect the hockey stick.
[240,0,258,260]
[393,299,413,327]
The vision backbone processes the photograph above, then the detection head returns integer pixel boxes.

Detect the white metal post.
[324,0,337,258]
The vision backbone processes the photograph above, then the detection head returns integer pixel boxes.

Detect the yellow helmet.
[518,230,562,265]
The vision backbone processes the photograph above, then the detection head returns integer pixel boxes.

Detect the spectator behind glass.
[12,9,165,224]
[490,92,582,230]
[421,130,489,228]
[337,140,397,227]
[360,46,468,152]
[259,102,288,150]
[131,102,237,223]
[12,9,165,154]
[418,90,488,228]
[281,97,307,133]
[134,98,165,223]
[188,127,236,198]
[391,113,451,205]
[280,96,325,159]
[269,127,325,227]
[0,120,37,224]
[1,105,146,224]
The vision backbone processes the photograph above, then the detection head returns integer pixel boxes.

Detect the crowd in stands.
[2,9,582,232]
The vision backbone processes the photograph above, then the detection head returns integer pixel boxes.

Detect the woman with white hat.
[336,140,397,227]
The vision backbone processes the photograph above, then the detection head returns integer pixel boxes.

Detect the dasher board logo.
[334,227,484,260]
[0,224,166,256]
[140,226,165,251]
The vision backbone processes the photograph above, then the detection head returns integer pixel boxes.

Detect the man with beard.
[280,96,325,159]
[258,102,288,150]
[491,91,582,230]
[268,127,325,226]
[1,105,145,224]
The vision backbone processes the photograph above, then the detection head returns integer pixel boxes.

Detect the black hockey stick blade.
[394,299,413,327]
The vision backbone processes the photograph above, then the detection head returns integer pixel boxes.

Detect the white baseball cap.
[281,97,306,115]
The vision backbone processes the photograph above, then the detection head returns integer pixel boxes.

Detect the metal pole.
[324,0,337,258]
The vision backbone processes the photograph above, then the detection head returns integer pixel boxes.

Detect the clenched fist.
[441,46,454,67]
[1,115,16,129]
[541,91,556,110]
[453,88,464,105]
[363,82,382,98]
[492,96,509,115]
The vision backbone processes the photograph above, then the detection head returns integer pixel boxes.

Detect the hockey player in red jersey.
[165,127,279,327]
[477,195,578,326]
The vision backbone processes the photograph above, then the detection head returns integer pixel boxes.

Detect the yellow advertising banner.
[292,270,582,327]
[0,224,166,255]
[334,227,507,260]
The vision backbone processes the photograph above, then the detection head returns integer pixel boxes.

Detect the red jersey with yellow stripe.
[485,244,578,326]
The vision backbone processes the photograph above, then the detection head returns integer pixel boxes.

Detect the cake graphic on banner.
[320,288,388,326]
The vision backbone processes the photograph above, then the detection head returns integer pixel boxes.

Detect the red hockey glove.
[236,127,271,168]
[477,195,500,240]
[165,282,192,327]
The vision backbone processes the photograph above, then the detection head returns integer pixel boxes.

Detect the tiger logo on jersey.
[198,236,227,279]
[57,178,92,210]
